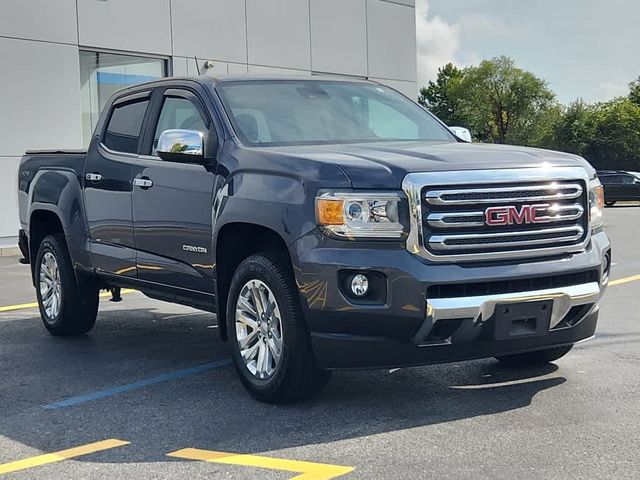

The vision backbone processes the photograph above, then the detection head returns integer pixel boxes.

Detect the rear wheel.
[495,345,573,366]
[35,234,99,336]
[227,252,330,403]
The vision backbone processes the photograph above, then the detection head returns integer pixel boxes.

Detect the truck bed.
[18,150,88,232]
[25,149,87,155]
[20,150,87,174]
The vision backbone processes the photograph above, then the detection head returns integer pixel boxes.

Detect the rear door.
[83,91,151,277]
[131,87,217,293]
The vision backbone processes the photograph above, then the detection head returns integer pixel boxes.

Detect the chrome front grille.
[402,168,592,262]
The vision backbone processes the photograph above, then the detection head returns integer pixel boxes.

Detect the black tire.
[605,201,616,207]
[226,252,330,403]
[495,345,573,366]
[35,234,99,336]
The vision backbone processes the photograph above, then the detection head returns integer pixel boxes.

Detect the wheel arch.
[215,222,292,340]
[28,208,65,285]
[26,168,92,281]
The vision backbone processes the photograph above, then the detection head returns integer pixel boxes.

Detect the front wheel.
[226,252,330,403]
[35,234,99,336]
[495,345,573,366]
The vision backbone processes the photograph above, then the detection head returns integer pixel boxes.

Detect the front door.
[132,88,216,293]
[620,174,640,201]
[83,91,151,277]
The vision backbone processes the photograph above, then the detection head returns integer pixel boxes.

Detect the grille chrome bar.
[429,226,585,251]
[426,203,584,228]
[427,211,484,228]
[425,183,583,205]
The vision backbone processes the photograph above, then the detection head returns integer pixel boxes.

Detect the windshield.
[216,80,455,146]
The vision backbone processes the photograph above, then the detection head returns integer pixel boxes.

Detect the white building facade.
[0,0,417,249]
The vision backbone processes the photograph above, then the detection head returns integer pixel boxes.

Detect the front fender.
[213,170,315,246]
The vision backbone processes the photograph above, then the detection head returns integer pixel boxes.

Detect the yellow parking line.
[609,274,640,286]
[0,439,130,475]
[167,448,354,480]
[0,301,39,313]
[0,289,136,313]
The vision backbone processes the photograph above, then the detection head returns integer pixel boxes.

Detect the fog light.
[351,274,369,297]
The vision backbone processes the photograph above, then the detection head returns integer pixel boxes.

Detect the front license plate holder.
[494,300,553,340]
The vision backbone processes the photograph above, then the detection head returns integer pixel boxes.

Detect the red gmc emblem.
[485,204,551,226]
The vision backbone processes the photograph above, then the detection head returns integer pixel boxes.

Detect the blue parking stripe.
[43,358,231,410]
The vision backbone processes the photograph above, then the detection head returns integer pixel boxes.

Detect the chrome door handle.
[133,178,153,189]
[85,173,102,182]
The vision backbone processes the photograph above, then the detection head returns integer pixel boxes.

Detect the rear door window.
[104,98,150,154]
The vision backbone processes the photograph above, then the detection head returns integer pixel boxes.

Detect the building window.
[80,51,167,146]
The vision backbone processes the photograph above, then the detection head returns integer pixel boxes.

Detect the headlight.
[589,178,604,231]
[316,191,405,239]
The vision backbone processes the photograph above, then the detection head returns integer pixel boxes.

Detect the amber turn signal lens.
[316,199,344,225]
[595,185,604,209]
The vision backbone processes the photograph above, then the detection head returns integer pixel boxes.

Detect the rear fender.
[28,169,91,272]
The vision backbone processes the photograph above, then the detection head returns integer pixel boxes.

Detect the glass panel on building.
[80,51,166,146]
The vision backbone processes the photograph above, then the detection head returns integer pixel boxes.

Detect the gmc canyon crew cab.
[18,76,611,403]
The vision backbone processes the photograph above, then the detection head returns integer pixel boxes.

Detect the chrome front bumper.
[425,281,603,330]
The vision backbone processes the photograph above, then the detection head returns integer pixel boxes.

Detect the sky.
[416,0,640,104]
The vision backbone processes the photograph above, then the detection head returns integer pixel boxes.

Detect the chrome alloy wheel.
[39,252,62,320]
[235,279,284,379]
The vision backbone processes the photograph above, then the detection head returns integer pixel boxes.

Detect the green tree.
[541,100,593,155]
[521,103,565,149]
[455,56,556,144]
[629,76,640,106]
[418,63,465,126]
[418,59,640,171]
[539,98,640,171]
[583,98,640,171]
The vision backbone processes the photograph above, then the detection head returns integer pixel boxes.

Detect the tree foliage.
[419,57,640,170]
[630,76,640,106]
[455,57,556,144]
[583,99,640,171]
[535,99,640,171]
[418,63,465,127]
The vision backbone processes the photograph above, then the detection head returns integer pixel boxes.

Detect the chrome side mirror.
[157,129,205,163]
[448,126,472,142]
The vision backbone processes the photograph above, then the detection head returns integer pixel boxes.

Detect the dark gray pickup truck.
[18,76,611,402]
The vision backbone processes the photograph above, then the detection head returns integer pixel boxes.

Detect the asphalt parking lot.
[1,205,639,479]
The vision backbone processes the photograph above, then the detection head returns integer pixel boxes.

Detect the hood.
[258,141,595,189]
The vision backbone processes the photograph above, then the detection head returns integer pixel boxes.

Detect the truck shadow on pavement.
[1,308,565,464]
